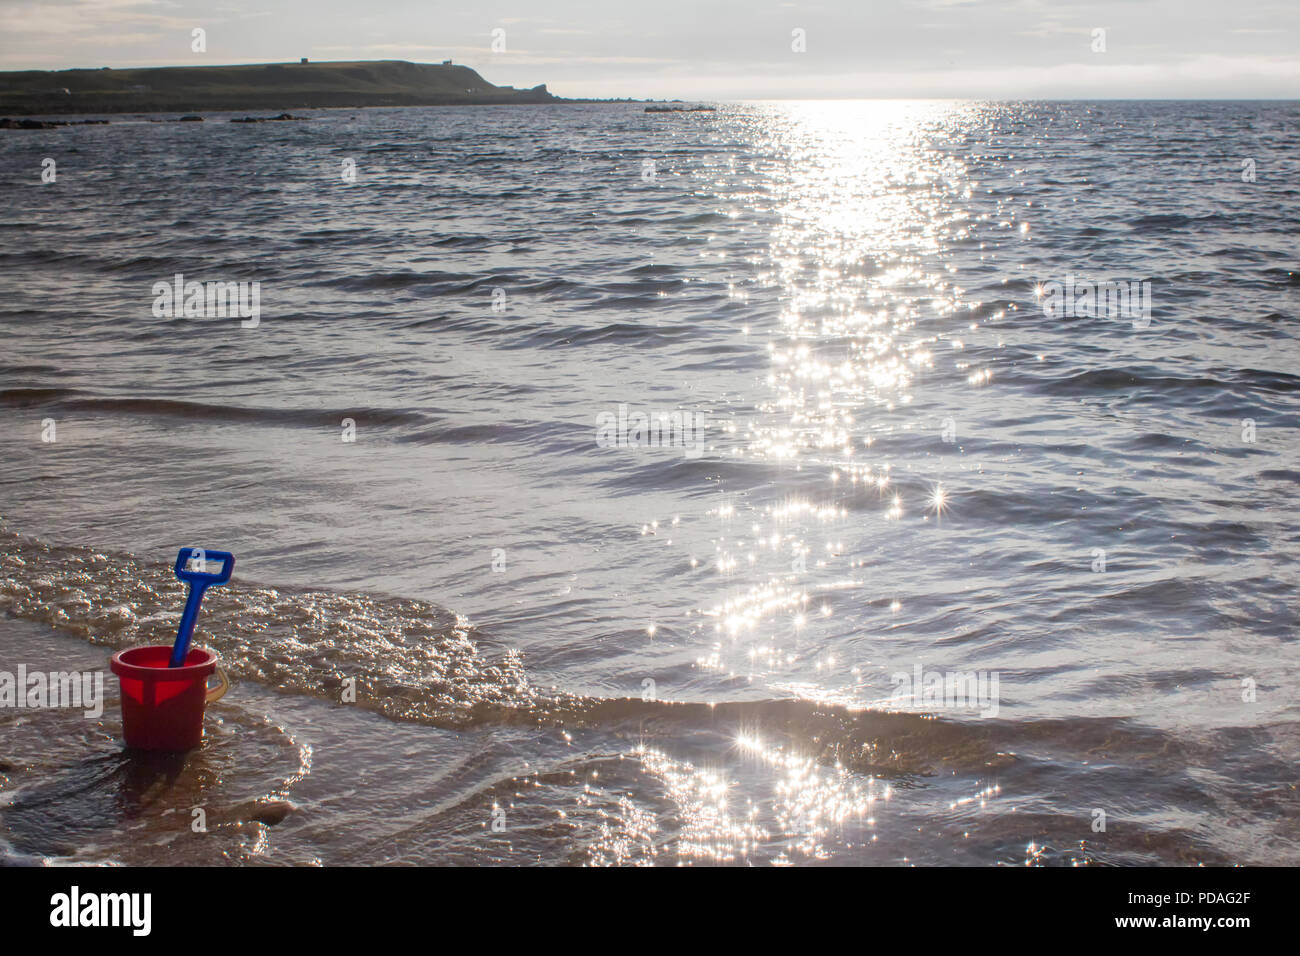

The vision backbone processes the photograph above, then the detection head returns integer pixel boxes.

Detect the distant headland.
[0,59,569,115]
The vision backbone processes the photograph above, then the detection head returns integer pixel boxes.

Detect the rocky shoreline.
[0,117,109,129]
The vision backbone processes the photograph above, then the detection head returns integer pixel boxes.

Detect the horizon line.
[4,58,1296,104]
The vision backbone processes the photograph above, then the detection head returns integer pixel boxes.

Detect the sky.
[1,0,1297,99]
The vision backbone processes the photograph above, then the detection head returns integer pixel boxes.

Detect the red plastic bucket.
[109,645,229,751]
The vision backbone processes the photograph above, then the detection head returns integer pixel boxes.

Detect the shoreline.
[0,100,709,128]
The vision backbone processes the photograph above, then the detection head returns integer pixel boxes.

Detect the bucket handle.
[206,667,229,703]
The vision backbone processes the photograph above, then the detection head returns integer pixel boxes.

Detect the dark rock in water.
[0,759,14,771]
[0,117,66,129]
[645,105,716,113]
[249,800,294,826]
[179,115,203,122]
[230,112,306,123]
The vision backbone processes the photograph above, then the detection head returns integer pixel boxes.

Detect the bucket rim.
[110,644,218,679]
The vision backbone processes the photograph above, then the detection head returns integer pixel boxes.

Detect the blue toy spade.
[168,547,235,668]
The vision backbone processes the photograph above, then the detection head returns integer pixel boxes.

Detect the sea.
[0,100,1297,865]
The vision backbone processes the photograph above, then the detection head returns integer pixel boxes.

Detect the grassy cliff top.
[0,59,556,114]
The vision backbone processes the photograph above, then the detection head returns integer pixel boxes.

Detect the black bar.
[1,864,1286,941]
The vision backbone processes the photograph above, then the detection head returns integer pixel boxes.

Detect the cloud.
[2,0,1297,98]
